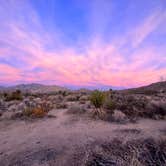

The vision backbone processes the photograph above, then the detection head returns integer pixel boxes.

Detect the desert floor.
[0,109,166,166]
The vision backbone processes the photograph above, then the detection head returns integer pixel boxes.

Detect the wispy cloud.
[130,9,166,47]
[0,0,165,88]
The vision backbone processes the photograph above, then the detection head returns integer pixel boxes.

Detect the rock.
[17,102,27,111]
[8,104,18,112]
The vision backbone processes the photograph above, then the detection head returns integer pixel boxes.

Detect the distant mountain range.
[119,81,166,94]
[0,81,165,94]
[0,83,68,94]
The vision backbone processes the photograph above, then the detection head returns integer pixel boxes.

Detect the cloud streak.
[0,0,165,88]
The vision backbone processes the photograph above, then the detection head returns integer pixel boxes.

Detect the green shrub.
[90,90,106,119]
[90,90,105,109]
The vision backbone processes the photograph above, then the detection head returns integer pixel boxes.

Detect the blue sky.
[0,0,166,88]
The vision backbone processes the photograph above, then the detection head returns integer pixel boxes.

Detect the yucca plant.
[90,90,106,118]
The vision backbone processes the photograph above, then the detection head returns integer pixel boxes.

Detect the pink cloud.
[0,2,165,88]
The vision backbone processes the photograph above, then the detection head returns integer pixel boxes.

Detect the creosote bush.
[5,90,23,101]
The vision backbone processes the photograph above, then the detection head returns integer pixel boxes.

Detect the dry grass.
[77,138,166,166]
[66,104,87,114]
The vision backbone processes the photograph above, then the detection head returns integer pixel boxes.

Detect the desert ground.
[0,82,166,166]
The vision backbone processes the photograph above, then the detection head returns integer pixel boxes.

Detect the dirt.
[0,109,165,166]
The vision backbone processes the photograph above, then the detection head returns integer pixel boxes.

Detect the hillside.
[119,81,166,94]
[0,83,68,94]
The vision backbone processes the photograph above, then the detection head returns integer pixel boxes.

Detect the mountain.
[0,83,68,94]
[0,86,5,92]
[119,81,166,94]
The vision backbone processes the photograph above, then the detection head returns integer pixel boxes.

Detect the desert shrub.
[84,138,166,166]
[23,107,33,117]
[104,99,116,112]
[58,90,68,96]
[90,90,106,119]
[111,110,128,123]
[79,100,86,104]
[40,102,53,113]
[56,102,67,109]
[31,108,46,118]
[67,104,87,114]
[65,95,79,101]
[3,92,8,98]
[22,102,51,118]
[143,101,166,119]
[5,90,23,101]
[79,95,89,102]
[23,107,46,118]
[90,90,105,109]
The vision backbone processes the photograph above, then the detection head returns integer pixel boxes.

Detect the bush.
[65,95,79,101]
[56,102,67,109]
[23,107,46,118]
[23,108,33,117]
[22,102,51,118]
[5,90,23,101]
[104,99,116,111]
[84,138,166,166]
[31,108,46,118]
[90,90,105,109]
[67,104,87,114]
[90,90,106,119]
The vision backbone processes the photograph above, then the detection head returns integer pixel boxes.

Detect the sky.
[0,0,166,89]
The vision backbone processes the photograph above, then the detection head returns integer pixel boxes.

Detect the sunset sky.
[0,0,166,89]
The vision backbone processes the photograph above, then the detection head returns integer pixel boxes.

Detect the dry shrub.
[144,101,166,119]
[65,95,79,101]
[23,107,46,118]
[5,90,23,101]
[104,98,116,112]
[79,95,89,102]
[111,110,128,123]
[22,102,51,118]
[31,108,46,118]
[83,138,166,166]
[56,102,67,109]
[67,104,87,114]
[23,108,33,117]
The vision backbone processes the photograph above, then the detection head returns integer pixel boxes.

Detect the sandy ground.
[0,109,166,166]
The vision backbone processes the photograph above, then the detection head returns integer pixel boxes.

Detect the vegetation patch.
[83,138,166,166]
